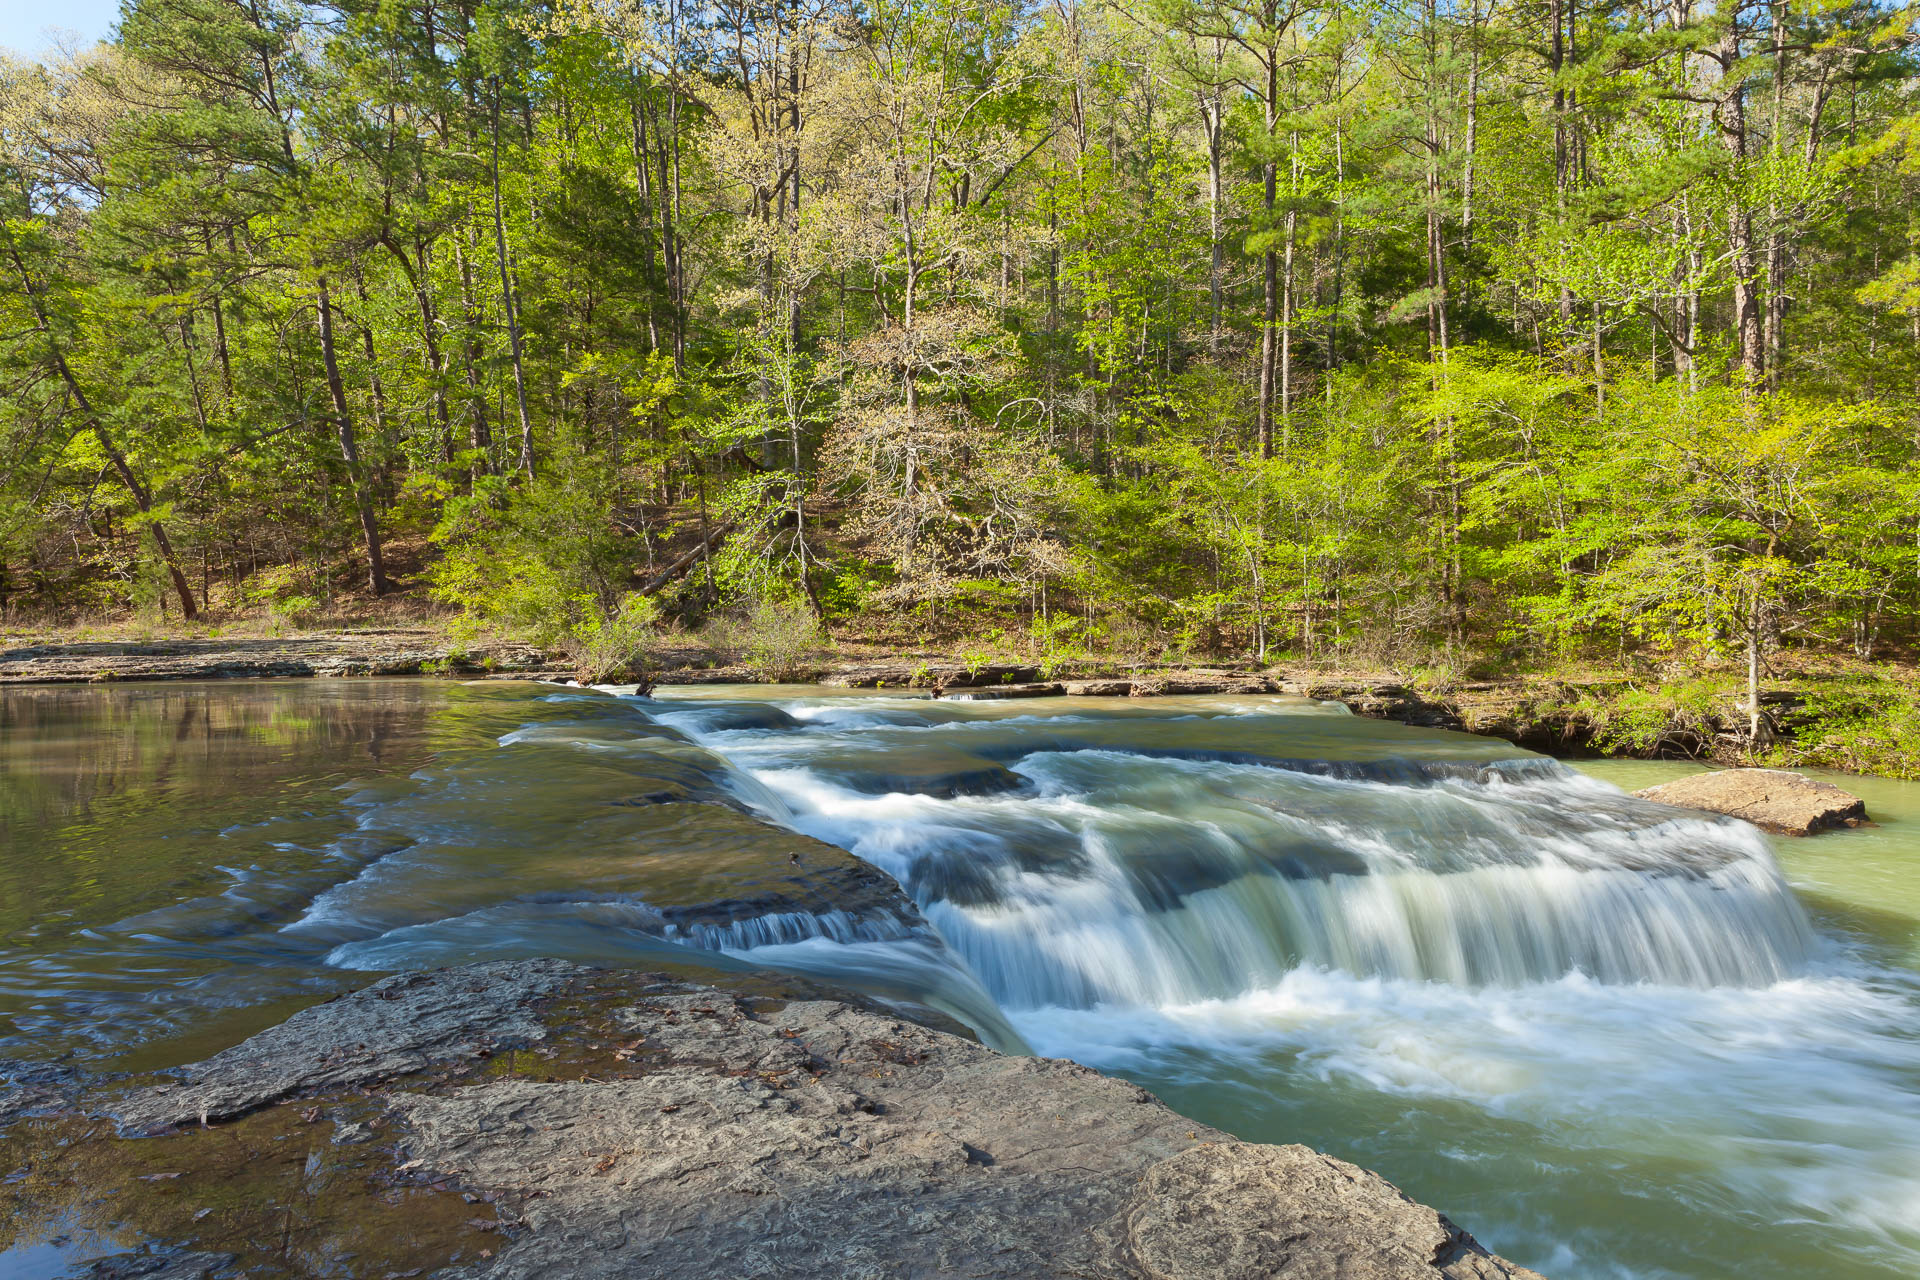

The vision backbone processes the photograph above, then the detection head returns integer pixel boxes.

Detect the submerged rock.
[79,961,1544,1280]
[799,743,1027,798]
[83,1252,235,1280]
[1635,768,1868,836]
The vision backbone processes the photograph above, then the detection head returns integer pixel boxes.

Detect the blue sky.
[1,1,121,56]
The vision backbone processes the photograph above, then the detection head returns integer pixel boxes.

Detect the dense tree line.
[2,0,1917,687]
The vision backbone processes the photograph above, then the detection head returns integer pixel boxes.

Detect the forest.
[2,0,1918,702]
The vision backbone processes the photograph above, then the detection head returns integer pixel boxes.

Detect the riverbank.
[0,959,1541,1280]
[5,630,1915,778]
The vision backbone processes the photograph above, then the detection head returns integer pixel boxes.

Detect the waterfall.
[705,711,1819,1007]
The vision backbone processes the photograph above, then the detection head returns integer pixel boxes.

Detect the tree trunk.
[451,233,496,475]
[1280,207,1296,453]
[1256,40,1279,459]
[2,227,198,620]
[1718,23,1765,383]
[1202,44,1225,352]
[630,90,661,355]
[1551,0,1573,328]
[350,264,393,497]
[384,236,455,466]
[490,77,535,479]
[317,276,390,596]
[1764,0,1789,391]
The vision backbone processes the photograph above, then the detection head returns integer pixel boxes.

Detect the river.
[3,679,1917,1279]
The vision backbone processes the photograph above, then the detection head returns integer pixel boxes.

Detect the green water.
[3,681,1919,1280]
[1577,760,1920,966]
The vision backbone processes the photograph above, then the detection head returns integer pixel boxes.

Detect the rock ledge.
[24,961,1549,1280]
[1635,767,1868,835]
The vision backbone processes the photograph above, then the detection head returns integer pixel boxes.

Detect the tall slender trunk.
[205,232,234,401]
[661,0,688,374]
[451,233,496,475]
[490,78,534,479]
[2,227,198,619]
[1463,1,1481,241]
[1552,0,1573,327]
[1202,41,1225,352]
[630,91,661,354]
[1256,38,1279,459]
[350,265,392,478]
[1329,118,1345,375]
[384,236,455,465]
[1281,207,1296,454]
[1718,24,1765,383]
[1764,0,1789,390]
[1673,198,1698,387]
[317,276,389,595]
[179,315,210,433]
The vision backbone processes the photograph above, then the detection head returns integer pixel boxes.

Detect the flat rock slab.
[407,979,1546,1279]
[1635,768,1868,835]
[0,634,555,683]
[83,962,1545,1280]
[110,959,585,1132]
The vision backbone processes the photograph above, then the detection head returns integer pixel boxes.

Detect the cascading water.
[640,687,1920,1280]
[676,700,1818,1007]
[7,681,1919,1280]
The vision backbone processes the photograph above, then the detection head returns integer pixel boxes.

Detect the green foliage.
[706,596,824,682]
[1571,679,1737,758]
[571,594,665,685]
[0,0,1914,748]
[242,567,322,630]
[1767,679,1920,780]
[426,455,640,649]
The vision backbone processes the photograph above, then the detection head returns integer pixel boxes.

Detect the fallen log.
[639,522,735,596]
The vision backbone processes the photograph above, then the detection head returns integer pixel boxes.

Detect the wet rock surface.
[15,961,1549,1280]
[85,1250,237,1279]
[1635,768,1869,835]
[794,742,1027,798]
[0,634,557,684]
[110,960,581,1132]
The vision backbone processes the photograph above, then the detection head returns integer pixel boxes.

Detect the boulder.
[1635,768,1867,836]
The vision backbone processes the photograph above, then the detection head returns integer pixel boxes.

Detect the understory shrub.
[707,596,823,680]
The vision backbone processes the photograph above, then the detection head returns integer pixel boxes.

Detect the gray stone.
[93,963,1546,1278]
[1099,1143,1536,1279]
[361,965,1534,1280]
[111,959,581,1132]
[938,682,1067,700]
[82,1252,235,1280]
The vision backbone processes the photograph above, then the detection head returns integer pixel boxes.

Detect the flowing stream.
[4,680,1919,1279]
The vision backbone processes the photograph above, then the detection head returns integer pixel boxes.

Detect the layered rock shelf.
[4,961,1545,1280]
[0,634,555,683]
